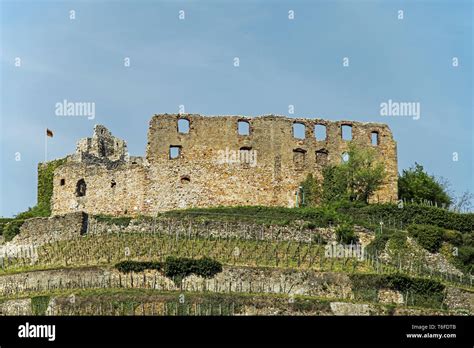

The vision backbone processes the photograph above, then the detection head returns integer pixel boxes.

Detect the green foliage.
[95,215,132,227]
[335,224,357,244]
[462,233,474,247]
[389,231,408,250]
[31,296,50,315]
[36,158,67,216]
[344,144,386,203]
[303,143,385,205]
[366,229,407,255]
[1,158,67,240]
[443,230,463,247]
[165,205,347,227]
[3,219,25,242]
[164,256,222,282]
[300,174,320,207]
[350,273,445,308]
[0,218,13,236]
[114,260,162,273]
[385,273,445,294]
[454,246,474,274]
[337,202,473,233]
[114,257,223,282]
[408,224,444,253]
[320,165,350,203]
[398,163,452,207]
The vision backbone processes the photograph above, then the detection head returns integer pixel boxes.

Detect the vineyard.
[0,208,473,316]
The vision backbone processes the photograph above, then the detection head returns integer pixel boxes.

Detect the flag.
[46,129,53,137]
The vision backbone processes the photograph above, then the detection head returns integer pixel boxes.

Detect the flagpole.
[45,130,47,162]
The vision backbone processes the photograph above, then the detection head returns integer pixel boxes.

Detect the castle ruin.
[50,114,398,216]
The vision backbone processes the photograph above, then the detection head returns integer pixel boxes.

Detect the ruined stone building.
[49,114,398,216]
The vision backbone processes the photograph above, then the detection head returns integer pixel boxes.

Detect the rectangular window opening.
[341,124,352,141]
[169,146,182,159]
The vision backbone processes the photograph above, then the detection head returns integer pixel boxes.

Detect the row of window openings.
[293,149,349,169]
[177,119,378,145]
[294,123,379,145]
[170,145,346,167]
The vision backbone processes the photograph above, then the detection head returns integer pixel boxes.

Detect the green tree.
[301,144,386,205]
[398,163,452,207]
[344,144,385,203]
[300,173,321,207]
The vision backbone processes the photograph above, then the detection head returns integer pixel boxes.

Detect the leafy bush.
[164,256,222,281]
[408,224,444,253]
[443,230,463,246]
[114,258,223,281]
[3,219,25,242]
[300,174,320,207]
[31,296,50,315]
[0,218,13,236]
[165,205,347,227]
[398,163,452,207]
[454,246,474,274]
[314,144,385,205]
[366,230,407,255]
[350,273,445,308]
[385,273,445,294]
[337,202,473,233]
[462,233,474,247]
[388,231,408,250]
[335,224,357,244]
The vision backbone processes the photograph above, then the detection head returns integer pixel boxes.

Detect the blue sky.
[0,0,472,217]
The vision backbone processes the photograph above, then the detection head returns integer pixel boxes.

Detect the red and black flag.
[46,128,54,137]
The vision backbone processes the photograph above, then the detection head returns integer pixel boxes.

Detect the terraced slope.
[0,206,472,316]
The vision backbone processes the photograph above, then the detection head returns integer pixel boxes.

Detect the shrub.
[385,273,445,294]
[115,258,223,282]
[408,224,444,253]
[462,233,474,247]
[455,246,474,274]
[3,219,25,242]
[31,296,50,316]
[335,224,357,244]
[0,218,13,236]
[164,257,222,281]
[337,203,473,233]
[398,163,452,208]
[300,174,320,207]
[443,230,463,246]
[350,273,445,308]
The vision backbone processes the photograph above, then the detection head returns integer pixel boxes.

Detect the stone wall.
[50,114,398,216]
[0,212,88,259]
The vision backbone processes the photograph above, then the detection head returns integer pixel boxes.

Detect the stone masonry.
[50,114,398,216]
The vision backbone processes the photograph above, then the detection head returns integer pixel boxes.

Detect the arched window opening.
[76,179,87,197]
